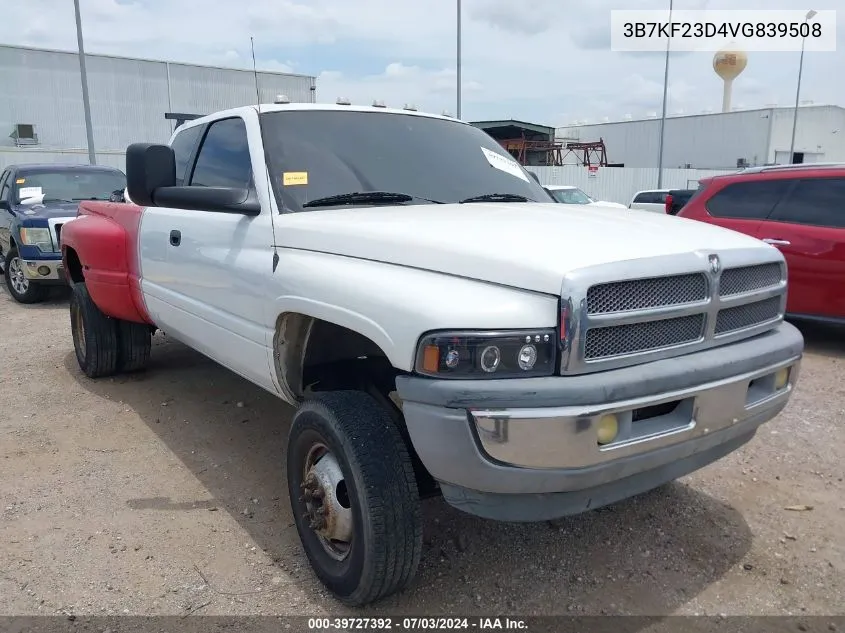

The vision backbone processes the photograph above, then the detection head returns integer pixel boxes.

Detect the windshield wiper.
[72,196,108,201]
[459,193,534,203]
[302,191,443,208]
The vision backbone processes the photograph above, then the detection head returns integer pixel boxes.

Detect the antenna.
[251,36,280,273]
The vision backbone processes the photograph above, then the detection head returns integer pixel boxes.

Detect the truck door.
[138,112,278,393]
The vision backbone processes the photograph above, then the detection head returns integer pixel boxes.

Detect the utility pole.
[456,0,462,119]
[656,0,673,188]
[788,10,817,163]
[73,0,97,165]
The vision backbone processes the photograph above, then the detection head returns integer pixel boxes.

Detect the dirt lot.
[0,283,842,619]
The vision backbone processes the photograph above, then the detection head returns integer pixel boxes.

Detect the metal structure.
[560,139,609,167]
[498,138,564,166]
[470,119,610,167]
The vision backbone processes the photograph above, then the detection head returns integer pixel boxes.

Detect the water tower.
[713,48,748,113]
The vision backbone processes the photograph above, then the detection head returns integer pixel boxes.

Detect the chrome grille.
[584,314,705,360]
[561,250,788,375]
[586,273,707,314]
[719,263,783,296]
[715,296,782,334]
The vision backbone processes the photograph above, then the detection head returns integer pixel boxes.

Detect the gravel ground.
[0,283,842,618]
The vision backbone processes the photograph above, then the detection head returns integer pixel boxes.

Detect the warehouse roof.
[0,43,316,81]
[559,104,845,129]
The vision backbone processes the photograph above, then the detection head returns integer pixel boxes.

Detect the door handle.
[169,230,181,246]
[762,238,791,246]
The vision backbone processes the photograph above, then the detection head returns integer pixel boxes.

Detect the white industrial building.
[556,105,845,170]
[0,44,317,170]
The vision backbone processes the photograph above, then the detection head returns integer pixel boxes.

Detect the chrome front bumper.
[22,258,65,281]
[396,322,803,521]
[471,356,799,470]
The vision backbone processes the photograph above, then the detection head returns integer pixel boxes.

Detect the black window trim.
[704,177,797,220]
[763,175,845,229]
[183,116,257,210]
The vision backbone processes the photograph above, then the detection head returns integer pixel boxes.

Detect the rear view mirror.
[126,143,176,207]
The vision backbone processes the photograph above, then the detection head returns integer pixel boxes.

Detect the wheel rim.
[300,442,353,561]
[70,301,87,362]
[7,257,29,295]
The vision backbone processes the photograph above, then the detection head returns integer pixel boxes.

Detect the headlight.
[415,330,557,379]
[19,227,53,251]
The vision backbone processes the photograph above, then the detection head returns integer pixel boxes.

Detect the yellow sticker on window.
[16,178,25,184]
[283,172,308,186]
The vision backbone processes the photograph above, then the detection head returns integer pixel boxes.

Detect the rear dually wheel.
[69,282,119,378]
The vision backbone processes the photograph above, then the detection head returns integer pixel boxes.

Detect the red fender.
[61,201,154,326]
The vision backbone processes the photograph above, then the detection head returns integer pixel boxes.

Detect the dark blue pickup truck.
[0,163,126,303]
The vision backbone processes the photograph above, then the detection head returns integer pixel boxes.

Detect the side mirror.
[125,142,261,216]
[126,143,176,207]
[527,170,541,184]
[0,199,9,212]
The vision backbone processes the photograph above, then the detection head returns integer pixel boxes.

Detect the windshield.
[549,188,593,204]
[14,169,126,203]
[259,110,550,211]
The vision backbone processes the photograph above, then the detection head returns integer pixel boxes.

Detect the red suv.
[678,164,845,323]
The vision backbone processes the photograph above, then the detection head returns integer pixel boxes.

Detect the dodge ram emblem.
[708,254,721,275]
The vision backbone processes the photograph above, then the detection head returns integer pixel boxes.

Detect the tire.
[287,390,423,606]
[69,282,119,378]
[3,248,46,304]
[117,319,151,372]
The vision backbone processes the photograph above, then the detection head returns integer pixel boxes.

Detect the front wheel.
[287,391,423,606]
[3,248,45,304]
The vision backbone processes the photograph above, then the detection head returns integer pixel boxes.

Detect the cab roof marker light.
[273,94,290,104]
[336,97,351,105]
[403,103,417,111]
[372,99,387,108]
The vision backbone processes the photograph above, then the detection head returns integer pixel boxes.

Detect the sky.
[5,0,844,127]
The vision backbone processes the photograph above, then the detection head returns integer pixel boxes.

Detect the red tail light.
[664,194,673,214]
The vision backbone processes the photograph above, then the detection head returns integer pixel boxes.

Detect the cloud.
[315,63,482,111]
[2,0,843,126]
[469,0,554,36]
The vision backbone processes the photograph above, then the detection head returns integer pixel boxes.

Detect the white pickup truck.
[60,103,804,606]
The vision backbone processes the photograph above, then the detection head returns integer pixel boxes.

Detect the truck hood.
[14,200,80,220]
[277,202,770,295]
[589,200,628,209]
